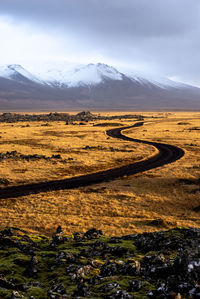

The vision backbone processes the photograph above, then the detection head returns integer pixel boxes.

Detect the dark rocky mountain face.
[0,64,200,110]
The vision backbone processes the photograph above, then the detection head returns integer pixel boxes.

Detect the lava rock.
[105,289,134,299]
[73,231,84,241]
[73,283,90,297]
[77,265,93,278]
[109,246,128,257]
[24,255,38,278]
[108,237,122,244]
[51,282,66,295]
[101,282,119,293]
[100,261,118,277]
[83,228,104,240]
[0,276,15,289]
[1,227,13,236]
[129,280,142,292]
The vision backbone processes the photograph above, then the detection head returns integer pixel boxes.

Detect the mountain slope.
[0,63,199,110]
[38,63,123,87]
[0,64,44,85]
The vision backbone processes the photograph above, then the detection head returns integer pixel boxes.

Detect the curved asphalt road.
[0,122,184,199]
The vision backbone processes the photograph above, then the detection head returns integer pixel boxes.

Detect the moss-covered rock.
[0,226,200,298]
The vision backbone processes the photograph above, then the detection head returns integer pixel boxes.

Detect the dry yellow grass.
[0,111,200,236]
[0,119,154,186]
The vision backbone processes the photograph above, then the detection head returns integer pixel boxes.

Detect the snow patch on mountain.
[128,71,187,89]
[148,77,187,89]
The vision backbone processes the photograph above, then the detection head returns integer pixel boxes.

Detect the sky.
[0,0,200,86]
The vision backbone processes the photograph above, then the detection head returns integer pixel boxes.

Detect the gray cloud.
[0,0,200,83]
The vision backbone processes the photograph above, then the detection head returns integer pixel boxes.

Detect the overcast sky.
[0,0,200,85]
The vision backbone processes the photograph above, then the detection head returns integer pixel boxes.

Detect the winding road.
[0,122,184,199]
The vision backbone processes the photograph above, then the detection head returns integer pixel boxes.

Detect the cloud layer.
[0,0,200,84]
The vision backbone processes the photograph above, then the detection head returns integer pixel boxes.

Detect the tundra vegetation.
[0,111,199,236]
[1,226,200,298]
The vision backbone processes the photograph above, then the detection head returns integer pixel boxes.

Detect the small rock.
[51,282,66,295]
[73,283,90,297]
[73,231,84,241]
[129,280,142,292]
[84,228,104,240]
[102,282,119,293]
[106,289,134,299]
[24,255,38,278]
[77,265,93,277]
[0,276,15,289]
[11,291,21,299]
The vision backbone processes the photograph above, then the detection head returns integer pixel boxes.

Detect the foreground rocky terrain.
[0,227,200,298]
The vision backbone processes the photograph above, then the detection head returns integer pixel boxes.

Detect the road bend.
[0,122,184,199]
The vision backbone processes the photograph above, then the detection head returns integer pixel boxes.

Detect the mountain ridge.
[0,62,191,89]
[0,63,200,110]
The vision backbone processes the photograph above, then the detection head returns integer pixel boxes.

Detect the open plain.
[0,111,200,236]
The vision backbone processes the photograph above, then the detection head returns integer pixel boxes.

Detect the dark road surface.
[0,122,184,199]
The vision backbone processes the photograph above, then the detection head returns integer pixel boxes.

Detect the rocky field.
[1,226,200,298]
[0,112,144,123]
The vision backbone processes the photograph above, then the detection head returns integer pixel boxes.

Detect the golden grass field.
[0,111,200,236]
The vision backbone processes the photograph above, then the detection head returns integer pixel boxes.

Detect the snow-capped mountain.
[0,62,199,110]
[0,64,43,84]
[36,63,124,87]
[0,62,191,89]
[35,63,186,89]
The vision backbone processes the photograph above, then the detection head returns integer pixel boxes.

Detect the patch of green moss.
[133,293,149,299]
[57,243,81,254]
[108,240,136,253]
[0,248,20,257]
[26,286,46,298]
[79,256,88,265]
[165,227,185,239]
[117,275,133,289]
[5,273,27,285]
[28,234,48,244]
[91,280,112,295]
[18,240,30,246]
[0,289,13,299]
[38,250,56,258]
[0,252,29,277]
[133,281,156,299]
[0,227,198,298]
